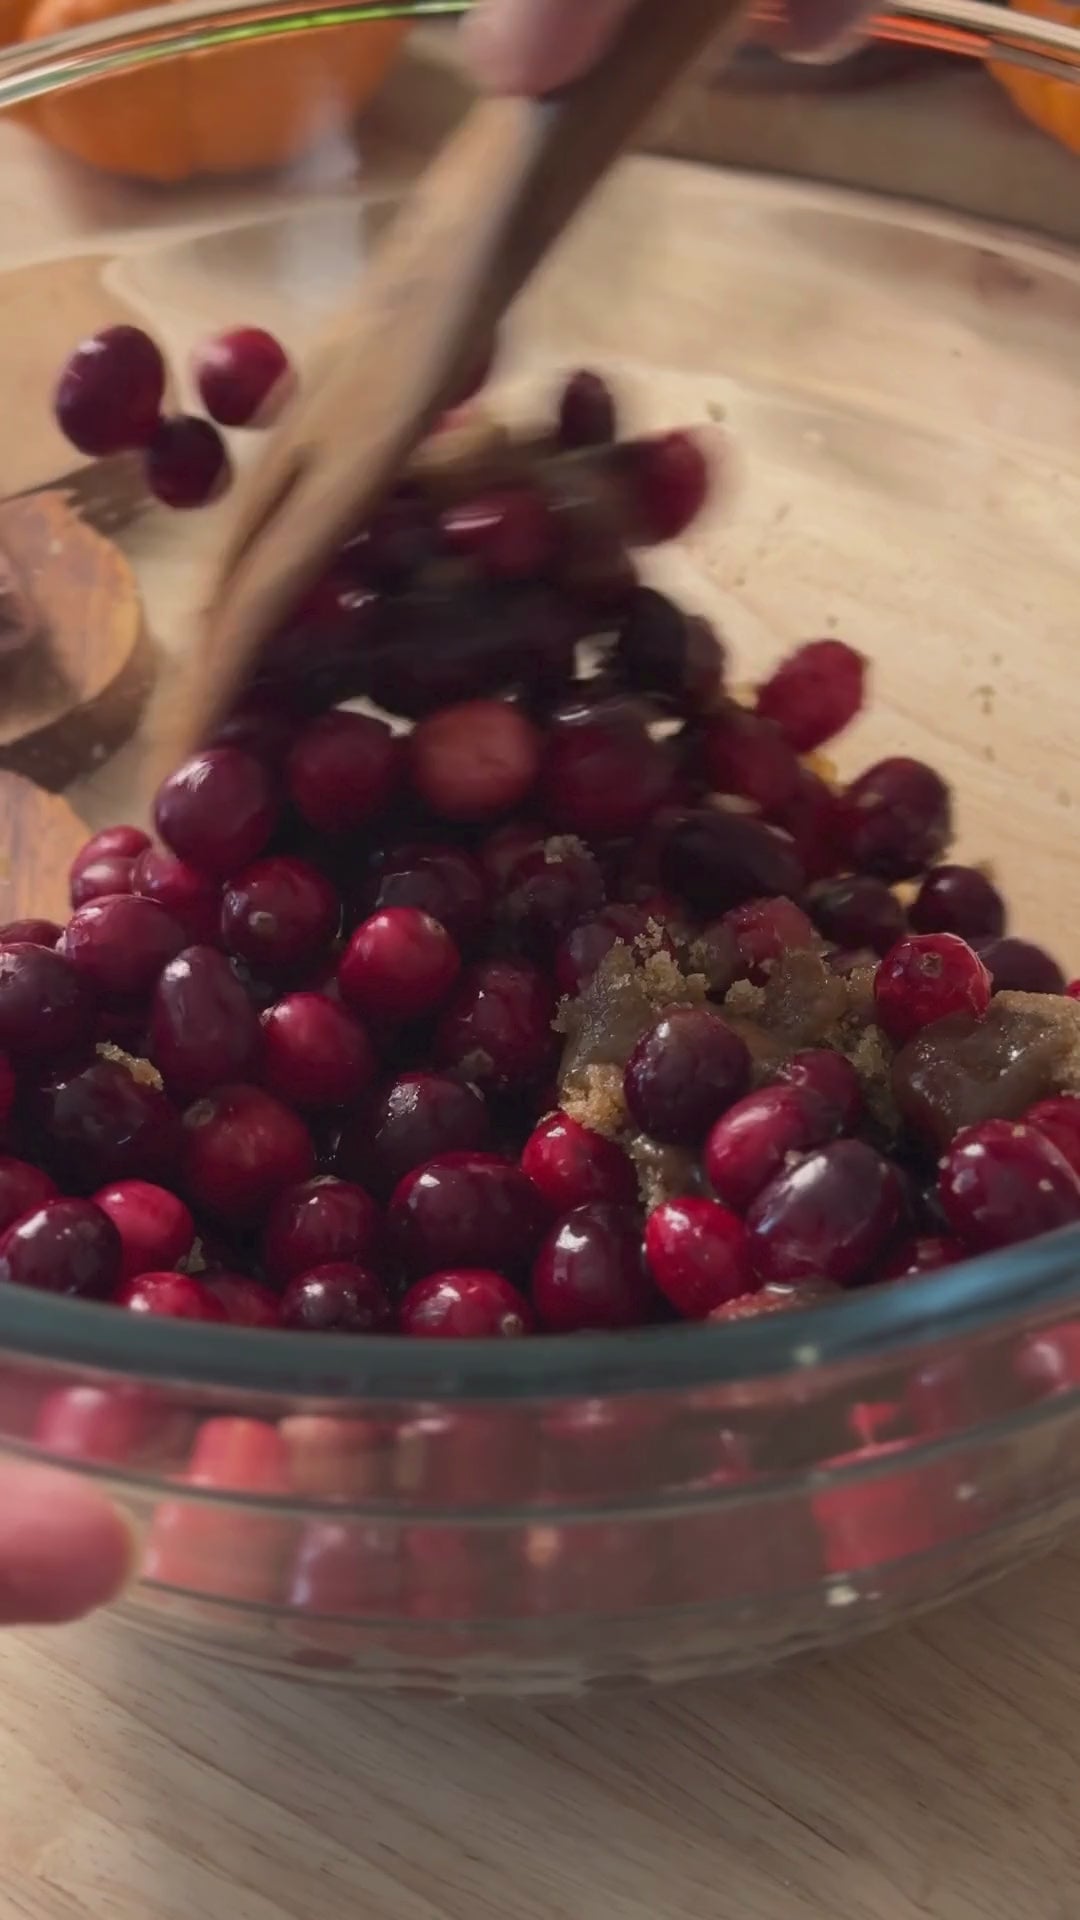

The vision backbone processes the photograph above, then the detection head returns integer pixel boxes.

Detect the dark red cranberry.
[409,699,542,822]
[435,960,556,1094]
[701,708,800,812]
[193,325,292,427]
[286,711,401,836]
[91,1178,194,1281]
[260,993,374,1110]
[441,486,555,581]
[808,874,906,956]
[747,1139,903,1286]
[182,1084,314,1225]
[369,844,489,951]
[281,1263,392,1333]
[149,945,262,1096]
[0,944,95,1063]
[1069,981,1080,1001]
[722,896,816,979]
[771,766,842,883]
[659,809,804,917]
[704,1083,840,1212]
[61,894,186,1007]
[54,325,164,455]
[338,908,459,1022]
[975,936,1065,996]
[221,856,339,975]
[0,1197,120,1298]
[0,1156,58,1234]
[499,842,604,959]
[211,696,298,764]
[69,854,137,908]
[938,1118,1080,1251]
[263,1175,380,1284]
[910,864,1005,941]
[881,1233,966,1279]
[0,919,61,949]
[521,1111,637,1211]
[532,1203,657,1331]
[154,747,278,877]
[645,1197,753,1318]
[399,1269,535,1338]
[480,820,546,888]
[540,715,672,839]
[615,588,723,712]
[624,1006,750,1145]
[343,485,433,590]
[874,934,991,1044]
[775,1049,862,1130]
[133,848,221,945]
[614,431,710,543]
[1023,1096,1080,1178]
[755,638,865,752]
[707,1277,839,1323]
[1015,1325,1080,1399]
[70,829,150,891]
[553,905,658,996]
[116,1270,226,1321]
[338,1073,490,1199]
[205,1273,282,1327]
[390,1152,548,1277]
[557,368,616,448]
[837,757,952,881]
[35,1058,181,1189]
[146,414,230,508]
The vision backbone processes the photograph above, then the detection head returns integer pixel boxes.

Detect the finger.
[463,0,636,94]
[0,1463,136,1626]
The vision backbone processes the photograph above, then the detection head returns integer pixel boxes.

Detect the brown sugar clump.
[892,990,1080,1148]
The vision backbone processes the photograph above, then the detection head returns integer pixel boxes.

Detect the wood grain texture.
[0,771,88,923]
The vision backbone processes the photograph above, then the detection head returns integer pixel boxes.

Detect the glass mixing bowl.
[1,0,1080,1694]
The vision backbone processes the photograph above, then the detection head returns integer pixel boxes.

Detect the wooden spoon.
[164,0,748,765]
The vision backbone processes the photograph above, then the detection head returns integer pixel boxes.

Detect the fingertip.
[0,1463,138,1626]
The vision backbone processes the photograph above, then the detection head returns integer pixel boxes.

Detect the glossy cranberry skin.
[70,852,139,909]
[0,919,62,949]
[1023,1097,1080,1178]
[182,1084,314,1226]
[441,486,555,581]
[747,1139,903,1286]
[521,1111,637,1212]
[0,944,95,1063]
[35,1059,181,1189]
[837,757,952,881]
[615,588,723,711]
[659,809,804,917]
[937,1118,1080,1251]
[61,894,186,1007]
[704,1083,840,1213]
[339,1073,490,1199]
[755,639,865,752]
[772,766,842,883]
[874,934,991,1044]
[193,326,292,427]
[615,431,710,543]
[645,1197,753,1318]
[91,1178,194,1281]
[116,1271,227,1321]
[0,1156,58,1234]
[154,747,278,878]
[54,325,164,455]
[435,961,557,1093]
[281,1263,392,1333]
[499,843,605,959]
[808,875,906,957]
[624,1007,750,1146]
[975,936,1065,996]
[286,711,401,836]
[205,1273,283,1328]
[532,1203,656,1332]
[370,844,489,951]
[260,993,374,1110]
[146,414,231,508]
[409,699,542,822]
[552,904,664,997]
[132,848,221,945]
[221,856,339,976]
[149,945,262,1096]
[540,716,672,839]
[701,708,800,812]
[390,1152,548,1278]
[881,1233,966,1279]
[263,1175,381,1284]
[399,1270,535,1338]
[557,368,616,448]
[722,896,816,979]
[0,1198,121,1298]
[71,826,151,879]
[0,1054,14,1128]
[338,908,459,1023]
[775,1049,862,1131]
[910,864,1005,942]
[707,1277,839,1324]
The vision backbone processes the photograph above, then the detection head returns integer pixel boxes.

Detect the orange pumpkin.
[18,0,409,183]
[992,0,1080,157]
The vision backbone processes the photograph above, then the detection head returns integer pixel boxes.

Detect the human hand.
[0,1462,134,1626]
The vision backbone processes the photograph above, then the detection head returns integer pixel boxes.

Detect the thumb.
[463,0,636,93]
[0,1463,136,1626]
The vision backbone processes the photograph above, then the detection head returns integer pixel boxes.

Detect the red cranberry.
[0,1197,120,1298]
[91,1179,194,1281]
[339,1073,490,1198]
[409,699,542,822]
[874,934,991,1044]
[540,716,672,839]
[154,747,278,877]
[182,1084,314,1225]
[0,919,61,949]
[211,695,298,763]
[775,1049,862,1131]
[532,1203,657,1331]
[0,944,95,1063]
[399,1269,535,1338]
[521,1111,637,1211]
[54,325,164,455]
[772,766,842,883]
[499,842,604,959]
[1023,1096,1080,1178]
[221,856,339,975]
[338,908,459,1022]
[0,1156,58,1234]
[552,904,667,997]
[645,1197,753,1318]
[146,414,230,508]
[69,854,137,908]
[149,945,261,1096]
[701,708,800,812]
[61,894,186,1007]
[281,1263,392,1333]
[659,809,804,917]
[624,1006,750,1145]
[615,588,723,711]
[722,896,816,979]
[614,431,710,543]
[837,757,952,880]
[881,1233,966,1279]
[193,325,292,427]
[435,960,557,1093]
[369,843,489,950]
[910,864,1005,941]
[70,825,150,881]
[707,1277,839,1323]
[975,936,1065,996]
[344,485,434,590]
[480,819,546,888]
[286,711,401,836]
[755,638,865,752]
[33,1383,161,1464]
[808,875,906,956]
[263,1175,380,1284]
[133,847,221,945]
[260,993,373,1110]
[938,1118,1080,1251]
[390,1152,548,1277]
[1015,1325,1080,1398]
[704,1083,840,1212]
[441,486,555,581]
[116,1270,226,1321]
[205,1273,283,1327]
[747,1139,903,1286]
[35,1057,181,1189]
[1069,981,1080,1001]
[557,368,616,449]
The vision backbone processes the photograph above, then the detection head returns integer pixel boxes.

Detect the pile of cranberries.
[14,342,1080,1342]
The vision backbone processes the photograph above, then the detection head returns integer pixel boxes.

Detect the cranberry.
[154,747,278,877]
[116,1271,227,1321]
[133,847,222,945]
[221,856,339,976]
[532,1203,656,1331]
[772,766,842,883]
[615,589,723,711]
[553,906,647,996]
[193,325,292,427]
[808,875,906,956]
[938,1118,1080,1251]
[521,1111,637,1211]
[35,1058,181,1189]
[146,414,231,508]
[339,1073,490,1198]
[881,1233,966,1279]
[975,936,1065,996]
[54,325,164,455]
[747,1139,903,1286]
[399,1270,535,1338]
[701,708,800,812]
[69,854,137,908]
[211,696,298,763]
[0,1156,58,1234]
[722,896,816,979]
[369,843,489,950]
[281,1263,392,1333]
[624,1006,750,1145]
[755,638,865,752]
[338,908,459,1023]
[557,369,616,448]
[707,1277,839,1323]
[837,757,952,880]
[182,1084,314,1225]
[540,715,672,839]
[775,1049,862,1130]
[61,894,186,1007]
[205,1273,283,1327]
[1069,981,1080,1001]
[260,993,373,1110]
[91,1179,194,1281]
[1023,1096,1080,1177]
[0,919,61,949]
[33,1383,161,1464]
[910,864,1005,942]
[286,711,401,837]
[441,486,555,581]
[390,1152,548,1277]
[659,809,804,917]
[1015,1325,1080,1398]
[480,820,546,888]
[0,944,95,1063]
[615,431,710,543]
[645,1197,753,1318]
[149,945,262,1096]
[0,1055,12,1129]
[409,699,542,822]
[874,933,991,1044]
[71,825,150,880]
[435,960,557,1092]
[499,842,604,959]
[263,1175,380,1284]
[0,1197,120,1298]
[704,1083,840,1212]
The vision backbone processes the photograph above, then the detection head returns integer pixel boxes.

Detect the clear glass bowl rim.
[2,0,1079,1400]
